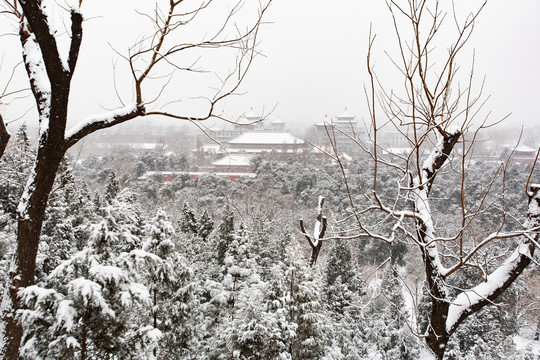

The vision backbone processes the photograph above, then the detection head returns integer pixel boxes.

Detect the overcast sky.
[1,0,539,135]
[234,0,540,132]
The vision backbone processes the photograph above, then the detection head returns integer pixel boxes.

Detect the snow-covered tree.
[0,125,35,219]
[0,0,271,356]
[105,171,120,204]
[137,210,202,358]
[179,202,198,235]
[18,191,156,359]
[326,1,540,358]
[285,243,329,359]
[197,209,214,242]
[216,202,235,268]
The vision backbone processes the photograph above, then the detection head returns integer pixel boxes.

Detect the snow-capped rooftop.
[515,144,537,152]
[336,108,355,120]
[315,111,358,127]
[212,154,252,167]
[195,144,223,153]
[243,109,261,121]
[271,117,285,124]
[228,131,304,145]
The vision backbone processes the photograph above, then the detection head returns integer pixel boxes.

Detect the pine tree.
[137,210,202,358]
[362,268,420,359]
[197,209,214,241]
[18,192,157,359]
[105,171,120,204]
[216,202,235,267]
[209,225,297,360]
[285,241,329,359]
[0,124,35,218]
[15,124,30,152]
[35,158,97,281]
[179,202,198,234]
[323,240,368,359]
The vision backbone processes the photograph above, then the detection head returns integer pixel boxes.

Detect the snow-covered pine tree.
[105,171,120,204]
[216,202,235,268]
[18,191,157,359]
[323,240,368,359]
[0,125,35,219]
[135,209,202,358]
[197,209,214,242]
[210,225,300,360]
[285,241,329,359]
[178,201,198,235]
[362,269,420,359]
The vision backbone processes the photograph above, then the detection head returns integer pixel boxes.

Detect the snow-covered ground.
[514,335,540,356]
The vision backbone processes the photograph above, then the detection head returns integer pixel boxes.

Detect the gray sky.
[232,0,540,132]
[1,0,539,135]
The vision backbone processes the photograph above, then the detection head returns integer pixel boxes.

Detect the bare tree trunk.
[422,254,450,359]
[153,288,157,358]
[0,114,9,160]
[81,312,88,360]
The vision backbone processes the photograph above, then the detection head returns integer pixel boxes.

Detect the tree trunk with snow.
[412,131,460,358]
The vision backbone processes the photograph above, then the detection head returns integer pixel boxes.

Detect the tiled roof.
[228,131,304,145]
[212,154,252,167]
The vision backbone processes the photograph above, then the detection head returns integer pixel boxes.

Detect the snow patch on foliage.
[121,283,150,307]
[514,335,540,355]
[90,264,127,285]
[65,336,80,349]
[56,299,77,332]
[145,326,163,343]
[68,278,114,317]
[19,285,59,306]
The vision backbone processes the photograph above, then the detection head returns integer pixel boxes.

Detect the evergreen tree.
[18,192,157,359]
[362,269,420,359]
[179,202,198,234]
[105,171,120,203]
[285,242,329,359]
[0,124,35,218]
[15,123,30,151]
[417,281,432,335]
[197,209,214,241]
[135,210,203,358]
[322,241,368,359]
[216,202,235,267]
[210,226,295,360]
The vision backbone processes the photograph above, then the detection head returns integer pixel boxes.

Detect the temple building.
[314,108,364,151]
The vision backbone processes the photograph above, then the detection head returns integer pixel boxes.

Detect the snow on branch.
[18,0,67,81]
[64,104,144,149]
[66,7,83,75]
[445,185,540,334]
[21,25,51,135]
[420,129,461,191]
